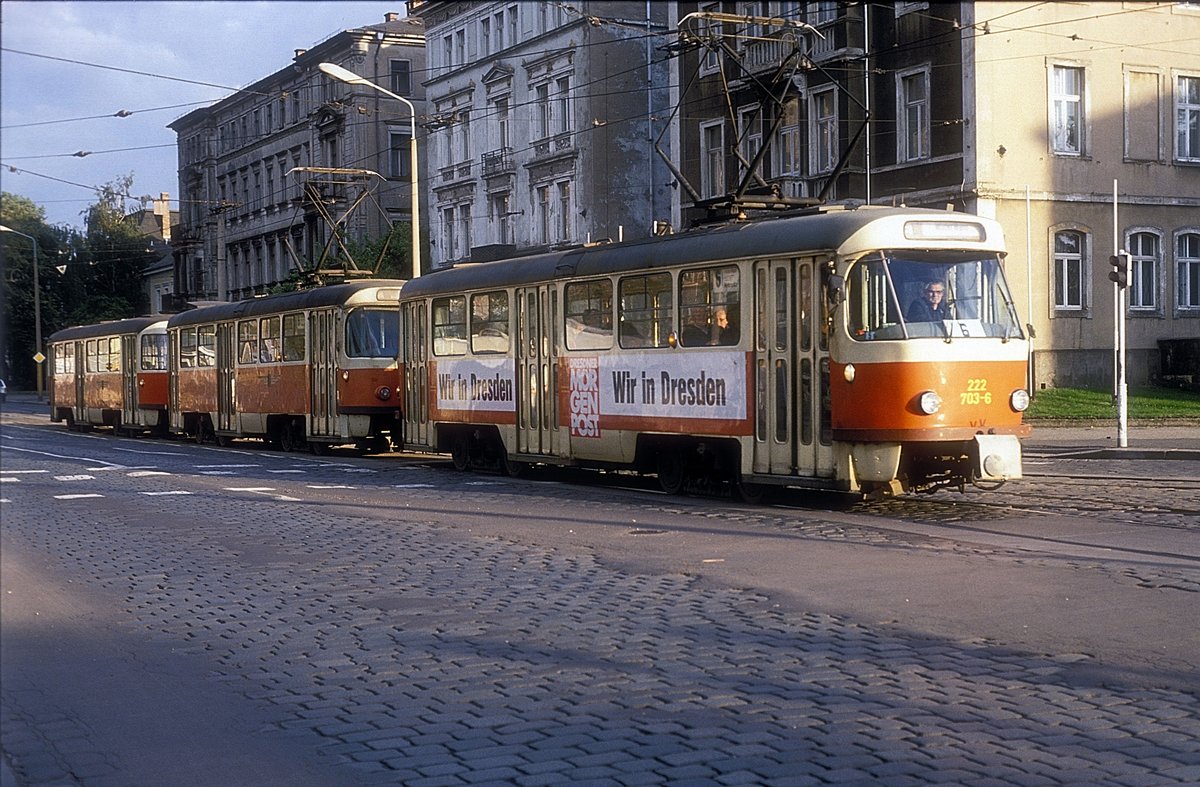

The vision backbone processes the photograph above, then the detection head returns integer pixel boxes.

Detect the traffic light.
[1109,252,1130,288]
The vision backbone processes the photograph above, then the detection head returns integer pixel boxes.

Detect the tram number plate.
[961,378,992,405]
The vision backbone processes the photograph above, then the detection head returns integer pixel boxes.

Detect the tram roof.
[401,206,989,297]
[166,279,406,329]
[48,316,165,343]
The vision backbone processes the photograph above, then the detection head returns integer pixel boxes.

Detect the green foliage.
[1026,386,1200,420]
[345,222,413,281]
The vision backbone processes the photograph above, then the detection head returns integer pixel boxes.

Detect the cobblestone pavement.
[2,424,1199,785]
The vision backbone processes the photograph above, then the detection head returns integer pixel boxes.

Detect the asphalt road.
[2,403,1198,785]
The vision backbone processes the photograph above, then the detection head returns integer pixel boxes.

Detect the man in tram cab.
[712,307,739,345]
[681,307,710,347]
[905,281,949,322]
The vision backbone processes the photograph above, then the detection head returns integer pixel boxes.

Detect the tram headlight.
[376,386,392,401]
[1010,389,1031,412]
[918,390,943,415]
[842,363,855,383]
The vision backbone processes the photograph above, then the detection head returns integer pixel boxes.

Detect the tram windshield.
[345,307,400,358]
[846,252,1024,341]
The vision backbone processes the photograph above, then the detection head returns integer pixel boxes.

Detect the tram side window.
[564,280,613,351]
[432,296,467,356]
[54,343,75,375]
[679,265,741,347]
[259,316,282,363]
[470,291,510,354]
[85,340,96,373]
[618,273,672,348]
[238,319,258,364]
[140,333,168,371]
[106,337,121,372]
[282,313,305,361]
[346,308,400,358]
[179,328,198,368]
[847,256,899,340]
[198,325,216,367]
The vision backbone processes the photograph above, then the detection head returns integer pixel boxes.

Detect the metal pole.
[1113,179,1127,448]
[0,225,44,400]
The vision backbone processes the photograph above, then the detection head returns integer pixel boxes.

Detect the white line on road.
[0,470,48,474]
[128,471,171,477]
[54,493,104,500]
[141,490,193,496]
[54,475,95,481]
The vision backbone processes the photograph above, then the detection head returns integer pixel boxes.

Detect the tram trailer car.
[399,206,1030,497]
[48,317,170,435]
[165,281,405,452]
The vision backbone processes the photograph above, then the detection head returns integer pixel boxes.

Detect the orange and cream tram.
[165,280,404,453]
[399,206,1030,497]
[48,317,170,435]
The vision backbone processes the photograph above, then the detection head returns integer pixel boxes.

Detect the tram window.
[774,268,788,350]
[618,273,672,348]
[799,265,813,352]
[107,337,121,372]
[140,333,168,371]
[346,308,400,358]
[85,340,96,373]
[564,280,613,351]
[470,291,510,354]
[198,325,216,367]
[259,316,282,363]
[179,328,198,368]
[432,296,467,356]
[282,314,305,361]
[238,319,258,364]
[679,265,741,347]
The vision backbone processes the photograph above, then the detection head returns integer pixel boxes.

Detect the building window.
[897,66,930,162]
[508,5,518,47]
[558,180,572,242]
[811,88,837,173]
[459,203,472,258]
[389,131,411,178]
[700,2,721,74]
[555,76,571,135]
[535,83,551,139]
[442,206,457,261]
[536,185,551,245]
[455,29,466,65]
[494,97,510,149]
[811,0,838,24]
[490,192,512,244]
[1177,74,1200,162]
[1127,232,1160,310]
[390,60,411,96]
[1051,65,1085,155]
[494,11,505,49]
[738,105,762,179]
[773,98,803,196]
[1053,229,1086,312]
[700,119,725,198]
[456,111,471,164]
[1178,232,1200,309]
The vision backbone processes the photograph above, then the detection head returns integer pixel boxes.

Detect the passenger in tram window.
[681,307,710,347]
[713,307,740,345]
[905,281,949,322]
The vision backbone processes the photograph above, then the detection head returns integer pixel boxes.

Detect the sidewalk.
[1024,421,1200,459]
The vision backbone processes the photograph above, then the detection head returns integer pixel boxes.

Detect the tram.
[398,205,1030,497]
[47,317,170,435]
[165,280,405,452]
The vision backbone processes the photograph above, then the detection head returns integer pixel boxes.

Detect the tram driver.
[905,281,949,322]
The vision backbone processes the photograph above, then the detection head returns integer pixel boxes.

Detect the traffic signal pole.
[1109,180,1128,448]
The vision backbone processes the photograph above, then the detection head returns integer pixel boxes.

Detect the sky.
[1,1,404,231]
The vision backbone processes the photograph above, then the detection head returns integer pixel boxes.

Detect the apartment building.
[675,1,1199,388]
[407,1,675,269]
[169,13,426,301]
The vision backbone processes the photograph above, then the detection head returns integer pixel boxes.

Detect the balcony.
[481,147,515,177]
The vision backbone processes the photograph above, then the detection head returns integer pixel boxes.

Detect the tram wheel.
[280,420,300,453]
[656,452,686,495]
[450,434,471,471]
[309,441,330,456]
[501,452,528,478]
[733,475,766,504]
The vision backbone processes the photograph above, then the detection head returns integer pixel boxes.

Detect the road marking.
[1,470,48,475]
[224,486,301,502]
[308,484,356,489]
[0,478,20,484]
[197,464,260,469]
[393,483,436,489]
[267,469,305,474]
[55,493,104,500]
[128,471,171,477]
[54,475,95,481]
[0,445,126,468]
[141,490,193,496]
[199,471,237,475]
[341,468,378,474]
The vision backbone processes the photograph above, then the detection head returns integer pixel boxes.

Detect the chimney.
[294,48,306,59]
[385,12,399,22]
[154,192,172,243]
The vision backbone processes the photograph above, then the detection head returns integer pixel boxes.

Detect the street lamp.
[0,224,44,400]
[318,62,422,278]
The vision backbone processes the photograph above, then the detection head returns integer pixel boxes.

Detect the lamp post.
[318,62,422,277]
[0,224,44,400]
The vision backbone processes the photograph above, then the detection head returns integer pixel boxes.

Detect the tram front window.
[346,308,400,358]
[846,253,1023,341]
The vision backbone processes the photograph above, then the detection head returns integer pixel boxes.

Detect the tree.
[0,193,63,389]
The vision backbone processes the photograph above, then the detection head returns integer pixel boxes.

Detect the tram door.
[73,341,86,426]
[402,301,428,448]
[216,322,237,432]
[752,259,830,478]
[309,308,337,438]
[120,333,139,427]
[514,285,558,456]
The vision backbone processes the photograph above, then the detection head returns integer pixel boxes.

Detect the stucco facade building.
[673,1,1199,387]
[408,1,676,269]
[169,13,426,301]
